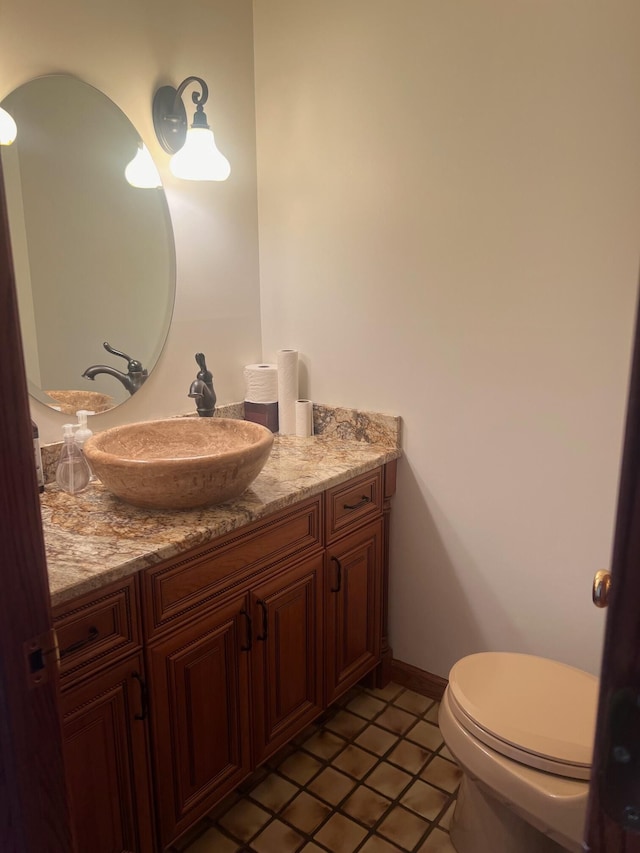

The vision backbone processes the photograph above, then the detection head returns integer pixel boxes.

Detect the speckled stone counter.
[43,406,401,608]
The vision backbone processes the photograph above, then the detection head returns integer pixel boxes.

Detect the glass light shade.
[169,127,230,181]
[124,143,162,188]
[0,106,17,145]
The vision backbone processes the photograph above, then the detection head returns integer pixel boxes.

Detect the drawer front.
[326,468,383,542]
[54,576,140,686]
[143,497,323,640]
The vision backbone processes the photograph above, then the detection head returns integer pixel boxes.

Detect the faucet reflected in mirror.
[82,341,148,395]
[188,352,217,416]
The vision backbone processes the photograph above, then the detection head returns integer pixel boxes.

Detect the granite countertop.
[43,406,401,608]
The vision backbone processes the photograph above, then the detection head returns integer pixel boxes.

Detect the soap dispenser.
[74,409,96,481]
[56,423,91,495]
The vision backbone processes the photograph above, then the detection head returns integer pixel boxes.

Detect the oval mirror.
[0,75,175,415]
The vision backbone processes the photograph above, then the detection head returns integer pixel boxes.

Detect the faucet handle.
[195,352,213,383]
[103,341,145,374]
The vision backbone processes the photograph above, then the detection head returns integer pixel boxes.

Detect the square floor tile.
[302,729,347,760]
[377,805,430,851]
[299,845,326,853]
[179,826,240,852]
[252,819,305,853]
[420,756,462,793]
[359,835,403,852]
[416,828,457,852]
[278,750,323,785]
[313,812,368,852]
[425,702,440,724]
[366,762,412,799]
[387,739,432,775]
[393,691,435,717]
[439,801,455,831]
[281,792,332,834]
[332,744,378,779]
[405,720,444,751]
[341,785,392,827]
[375,706,417,736]
[218,799,270,843]
[308,766,357,805]
[346,692,387,720]
[324,709,368,739]
[251,773,299,811]
[364,682,404,703]
[439,745,455,762]
[401,779,449,821]
[355,724,399,756]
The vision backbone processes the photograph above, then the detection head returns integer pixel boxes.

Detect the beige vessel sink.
[83,418,274,510]
[46,389,114,414]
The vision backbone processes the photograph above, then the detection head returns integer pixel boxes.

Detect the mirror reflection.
[1,75,175,414]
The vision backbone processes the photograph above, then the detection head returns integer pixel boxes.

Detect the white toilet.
[438,652,599,853]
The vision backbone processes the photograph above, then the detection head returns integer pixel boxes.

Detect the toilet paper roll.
[295,400,313,437]
[244,363,278,403]
[277,349,299,435]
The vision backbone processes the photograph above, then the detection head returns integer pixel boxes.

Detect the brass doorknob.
[593,570,612,608]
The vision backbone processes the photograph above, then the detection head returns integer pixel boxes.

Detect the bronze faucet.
[188,353,216,417]
[82,342,148,395]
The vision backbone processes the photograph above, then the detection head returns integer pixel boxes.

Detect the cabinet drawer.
[326,468,383,542]
[54,576,141,686]
[143,497,322,640]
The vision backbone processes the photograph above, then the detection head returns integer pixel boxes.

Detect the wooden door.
[325,519,384,704]
[251,554,324,765]
[0,151,73,851]
[61,653,155,853]
[585,292,640,852]
[146,594,252,848]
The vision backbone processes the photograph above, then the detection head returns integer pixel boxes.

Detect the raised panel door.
[61,652,155,853]
[147,593,252,848]
[325,519,384,704]
[251,554,324,764]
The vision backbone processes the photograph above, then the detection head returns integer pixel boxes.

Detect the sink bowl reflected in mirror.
[45,389,114,415]
[83,418,274,510]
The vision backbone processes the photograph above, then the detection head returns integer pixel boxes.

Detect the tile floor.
[172,682,460,853]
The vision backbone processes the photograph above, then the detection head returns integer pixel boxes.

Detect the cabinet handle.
[240,609,252,652]
[343,495,371,511]
[59,625,99,659]
[256,600,268,642]
[132,671,148,721]
[330,556,342,593]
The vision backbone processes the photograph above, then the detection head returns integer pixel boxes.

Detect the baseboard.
[390,658,447,700]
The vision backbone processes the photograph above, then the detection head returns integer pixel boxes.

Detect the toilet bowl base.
[451,775,567,853]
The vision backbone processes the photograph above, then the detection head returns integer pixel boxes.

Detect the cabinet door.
[147,594,252,848]
[325,518,384,704]
[61,652,155,853]
[251,554,324,765]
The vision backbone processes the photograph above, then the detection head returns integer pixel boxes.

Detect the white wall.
[0,0,262,443]
[253,1,640,676]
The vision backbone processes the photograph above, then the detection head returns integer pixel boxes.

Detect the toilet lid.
[448,653,599,780]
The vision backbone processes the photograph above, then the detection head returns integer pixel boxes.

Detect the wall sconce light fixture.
[152,76,230,181]
[0,106,17,145]
[125,143,162,189]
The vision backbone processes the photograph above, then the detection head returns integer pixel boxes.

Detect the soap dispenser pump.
[55,423,91,495]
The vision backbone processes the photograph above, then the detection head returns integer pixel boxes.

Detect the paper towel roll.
[277,349,299,435]
[244,363,278,403]
[295,400,313,437]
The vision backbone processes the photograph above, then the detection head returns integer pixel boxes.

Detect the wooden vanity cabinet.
[324,469,385,704]
[53,464,395,852]
[53,576,155,853]
[250,552,324,765]
[146,591,253,845]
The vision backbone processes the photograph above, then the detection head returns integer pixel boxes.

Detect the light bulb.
[169,127,230,181]
[0,106,17,145]
[124,143,162,188]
